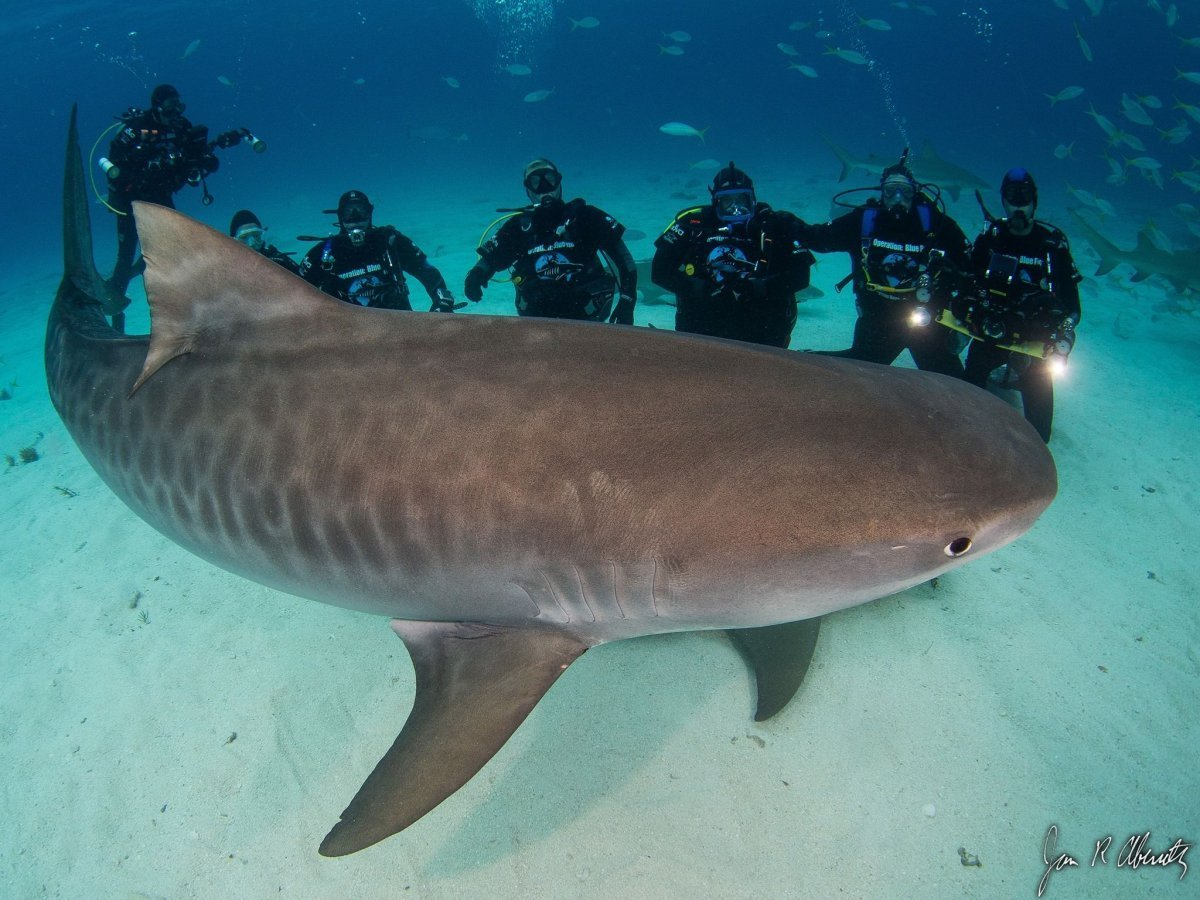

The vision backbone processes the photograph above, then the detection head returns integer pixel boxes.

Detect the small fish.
[1175,68,1200,85]
[1120,94,1154,126]
[1101,154,1127,185]
[352,77,366,86]
[1113,130,1147,152]
[1045,85,1085,105]
[815,30,834,39]
[1085,102,1118,138]
[788,20,812,31]
[1072,186,1115,217]
[524,88,554,102]
[442,76,461,89]
[181,38,200,60]
[659,45,685,56]
[689,158,722,170]
[1053,142,1075,159]
[824,46,869,65]
[1173,97,1200,124]
[858,17,892,31]
[663,30,691,42]
[1174,170,1200,192]
[659,121,708,142]
[1138,94,1163,109]
[777,42,799,56]
[570,16,600,30]
[789,63,818,77]
[1083,0,1103,14]
[1178,35,1200,48]
[1052,0,1068,10]
[914,4,936,14]
[1166,3,1178,28]
[1125,155,1163,171]
[1143,219,1173,253]
[216,75,235,88]
[624,229,648,241]
[1075,24,1093,62]
[503,63,532,76]
[1171,202,1199,221]
[1158,120,1191,144]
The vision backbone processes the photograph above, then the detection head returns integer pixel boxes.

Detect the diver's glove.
[431,288,467,313]
[732,273,769,302]
[464,263,491,302]
[608,293,636,325]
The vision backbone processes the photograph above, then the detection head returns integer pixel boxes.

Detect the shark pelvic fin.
[319,620,591,857]
[727,617,822,722]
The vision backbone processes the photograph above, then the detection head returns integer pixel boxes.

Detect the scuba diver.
[102,84,263,330]
[797,149,971,377]
[953,168,1082,442]
[463,159,637,323]
[298,190,460,312]
[229,210,300,275]
[651,162,815,348]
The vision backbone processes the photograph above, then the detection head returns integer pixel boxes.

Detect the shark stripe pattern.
[47,107,1057,856]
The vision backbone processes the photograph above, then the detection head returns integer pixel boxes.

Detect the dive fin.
[319,620,590,857]
[728,617,822,722]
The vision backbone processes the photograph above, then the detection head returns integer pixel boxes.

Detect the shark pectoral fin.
[727,617,822,722]
[318,620,590,857]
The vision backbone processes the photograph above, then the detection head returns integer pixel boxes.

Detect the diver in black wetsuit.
[797,151,971,377]
[958,169,1082,442]
[103,84,261,329]
[229,210,300,275]
[463,159,637,324]
[650,162,815,348]
[298,190,459,312]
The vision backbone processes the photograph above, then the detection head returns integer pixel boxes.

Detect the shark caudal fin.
[1068,209,1124,277]
[319,621,590,857]
[61,104,123,318]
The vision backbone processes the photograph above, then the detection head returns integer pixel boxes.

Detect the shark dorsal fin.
[132,201,337,393]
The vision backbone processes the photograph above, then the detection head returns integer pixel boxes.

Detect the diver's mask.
[1001,181,1037,233]
[154,96,186,124]
[234,224,265,252]
[713,188,755,225]
[881,175,916,216]
[524,168,562,206]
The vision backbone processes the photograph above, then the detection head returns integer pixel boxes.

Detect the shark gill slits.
[944,537,973,558]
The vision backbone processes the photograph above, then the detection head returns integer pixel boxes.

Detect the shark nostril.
[944,537,973,557]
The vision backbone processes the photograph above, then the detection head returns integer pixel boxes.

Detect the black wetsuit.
[475,198,637,322]
[651,203,815,348]
[256,244,300,276]
[963,219,1082,442]
[298,226,449,310]
[798,198,971,377]
[106,107,219,326]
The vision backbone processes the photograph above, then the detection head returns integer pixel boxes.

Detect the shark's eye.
[944,537,973,558]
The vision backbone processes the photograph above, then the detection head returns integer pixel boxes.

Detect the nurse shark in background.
[47,108,1057,856]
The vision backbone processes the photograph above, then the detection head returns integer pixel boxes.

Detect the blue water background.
[0,0,1196,282]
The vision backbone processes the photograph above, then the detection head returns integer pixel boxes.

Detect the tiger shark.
[1069,209,1200,294]
[47,108,1057,857]
[821,135,992,202]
